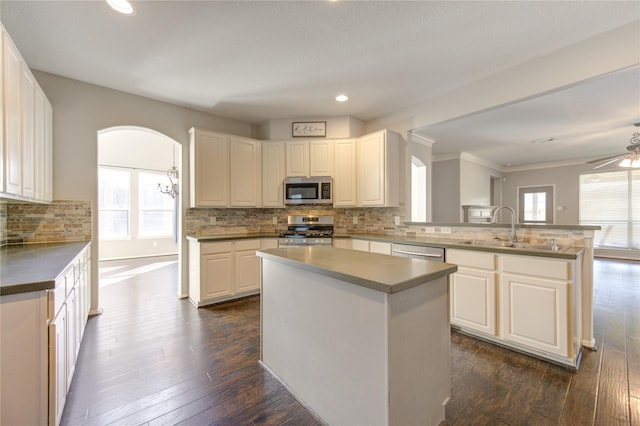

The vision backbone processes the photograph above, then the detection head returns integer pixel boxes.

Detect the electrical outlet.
[210,217,216,225]
[394,216,400,226]
[425,227,435,233]
[440,227,451,234]
[352,216,358,225]
[272,217,278,225]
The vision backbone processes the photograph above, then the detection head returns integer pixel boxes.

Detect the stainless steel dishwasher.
[391,243,445,262]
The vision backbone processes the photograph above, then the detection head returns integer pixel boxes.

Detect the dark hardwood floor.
[61,256,640,425]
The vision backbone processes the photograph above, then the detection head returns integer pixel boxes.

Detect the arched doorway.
[97,126,182,296]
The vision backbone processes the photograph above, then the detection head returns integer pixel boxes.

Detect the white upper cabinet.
[262,141,286,207]
[333,139,357,207]
[21,64,35,199]
[3,30,22,196]
[0,29,4,195]
[1,25,53,203]
[285,140,308,177]
[229,136,261,207]
[190,128,229,207]
[190,128,262,208]
[309,140,334,176]
[356,130,400,207]
[285,139,334,177]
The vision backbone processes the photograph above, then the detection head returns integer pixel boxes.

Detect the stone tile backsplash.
[2,200,92,246]
[0,201,7,247]
[186,205,405,236]
[400,223,588,247]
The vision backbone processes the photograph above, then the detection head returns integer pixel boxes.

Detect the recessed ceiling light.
[335,94,349,102]
[530,137,554,144]
[106,0,135,15]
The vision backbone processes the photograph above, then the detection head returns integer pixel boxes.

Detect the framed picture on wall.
[292,121,326,138]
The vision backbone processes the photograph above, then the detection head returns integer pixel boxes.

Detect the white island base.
[259,247,456,426]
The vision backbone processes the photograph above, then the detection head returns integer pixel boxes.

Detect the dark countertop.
[335,233,584,259]
[0,241,91,296]
[257,246,458,294]
[404,222,601,231]
[185,232,583,259]
[186,232,279,242]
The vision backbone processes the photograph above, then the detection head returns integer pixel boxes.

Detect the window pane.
[99,210,129,239]
[99,168,130,209]
[580,171,628,221]
[139,171,175,210]
[580,170,638,251]
[139,211,174,237]
[99,167,130,239]
[138,170,175,237]
[523,192,546,222]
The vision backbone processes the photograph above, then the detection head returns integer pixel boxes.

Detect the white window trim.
[516,184,556,224]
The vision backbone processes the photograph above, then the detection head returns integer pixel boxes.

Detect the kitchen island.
[257,246,458,426]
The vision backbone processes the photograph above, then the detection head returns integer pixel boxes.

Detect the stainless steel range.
[278,215,334,246]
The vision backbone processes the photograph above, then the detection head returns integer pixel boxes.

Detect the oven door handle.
[392,249,442,258]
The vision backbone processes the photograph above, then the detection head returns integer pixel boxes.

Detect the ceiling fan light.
[619,156,640,168]
[106,0,135,15]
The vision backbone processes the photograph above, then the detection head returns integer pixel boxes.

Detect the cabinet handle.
[392,249,442,258]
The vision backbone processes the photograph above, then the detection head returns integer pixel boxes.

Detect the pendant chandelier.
[158,147,179,198]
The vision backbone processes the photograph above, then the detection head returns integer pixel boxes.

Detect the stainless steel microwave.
[284,176,332,205]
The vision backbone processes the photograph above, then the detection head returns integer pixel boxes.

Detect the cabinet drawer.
[447,249,496,270]
[235,239,261,251]
[260,239,279,250]
[369,241,392,255]
[48,280,66,320]
[201,241,234,255]
[64,265,75,296]
[502,255,571,280]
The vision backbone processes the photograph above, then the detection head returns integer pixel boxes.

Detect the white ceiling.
[1,0,639,168]
[415,66,640,169]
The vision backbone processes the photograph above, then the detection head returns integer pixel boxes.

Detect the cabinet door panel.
[262,142,285,207]
[369,241,391,255]
[4,34,22,195]
[201,254,234,300]
[190,130,229,207]
[309,140,334,176]
[450,269,496,335]
[285,141,308,177]
[501,273,568,356]
[21,66,35,199]
[351,239,370,252]
[357,132,384,206]
[235,250,261,293]
[334,139,356,207]
[230,136,260,207]
[50,306,67,426]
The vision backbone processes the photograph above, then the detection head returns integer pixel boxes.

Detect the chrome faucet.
[491,206,517,243]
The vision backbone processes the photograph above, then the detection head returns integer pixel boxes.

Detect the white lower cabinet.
[1,243,91,426]
[235,240,262,294]
[49,304,67,426]
[189,238,277,307]
[351,239,370,252]
[369,241,392,255]
[447,249,497,336]
[500,255,576,358]
[332,238,351,249]
[446,248,581,367]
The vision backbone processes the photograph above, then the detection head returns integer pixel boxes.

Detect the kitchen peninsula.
[257,246,458,426]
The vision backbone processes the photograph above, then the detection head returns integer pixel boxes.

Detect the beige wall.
[258,116,365,140]
[33,71,256,311]
[432,159,459,222]
[501,161,621,226]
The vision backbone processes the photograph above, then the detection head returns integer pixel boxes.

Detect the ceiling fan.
[587,131,640,169]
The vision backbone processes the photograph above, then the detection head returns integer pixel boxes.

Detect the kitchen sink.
[460,240,569,252]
